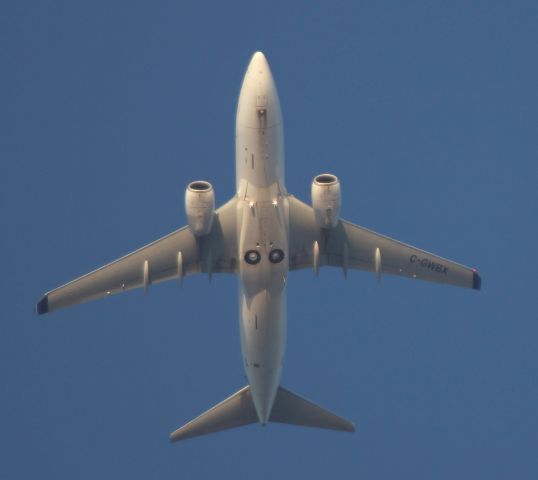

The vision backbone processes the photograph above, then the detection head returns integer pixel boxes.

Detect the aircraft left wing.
[288,196,481,290]
[37,197,238,314]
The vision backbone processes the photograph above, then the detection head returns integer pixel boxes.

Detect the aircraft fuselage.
[235,52,288,423]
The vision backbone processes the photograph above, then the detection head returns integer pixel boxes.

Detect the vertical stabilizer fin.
[269,386,355,432]
[169,386,258,442]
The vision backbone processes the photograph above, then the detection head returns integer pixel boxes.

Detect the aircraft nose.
[249,51,269,72]
[237,51,282,129]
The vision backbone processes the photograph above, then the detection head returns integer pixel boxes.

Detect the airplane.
[36,51,481,442]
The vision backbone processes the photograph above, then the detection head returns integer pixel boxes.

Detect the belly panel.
[239,286,287,422]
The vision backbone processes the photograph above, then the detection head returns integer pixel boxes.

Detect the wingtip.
[472,270,482,291]
[36,295,49,314]
[169,430,183,443]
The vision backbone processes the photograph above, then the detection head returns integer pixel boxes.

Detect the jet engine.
[185,181,215,236]
[311,173,341,228]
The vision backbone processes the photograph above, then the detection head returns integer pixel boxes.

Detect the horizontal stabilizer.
[170,386,258,442]
[270,386,355,432]
[170,385,355,442]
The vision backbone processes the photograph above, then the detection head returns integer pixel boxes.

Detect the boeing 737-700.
[36,51,481,441]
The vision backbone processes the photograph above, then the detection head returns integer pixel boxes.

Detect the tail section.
[269,386,355,432]
[169,386,258,442]
[170,385,355,442]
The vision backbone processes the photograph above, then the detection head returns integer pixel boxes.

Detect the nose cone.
[244,50,273,89]
[237,51,282,129]
[248,51,270,72]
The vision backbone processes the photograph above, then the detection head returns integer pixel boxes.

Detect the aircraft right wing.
[288,195,481,290]
[37,197,238,314]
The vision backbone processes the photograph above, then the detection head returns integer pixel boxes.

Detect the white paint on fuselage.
[236,52,289,423]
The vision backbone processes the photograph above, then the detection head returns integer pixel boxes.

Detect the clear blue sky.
[2,1,537,478]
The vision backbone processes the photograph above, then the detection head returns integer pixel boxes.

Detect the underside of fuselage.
[236,51,289,423]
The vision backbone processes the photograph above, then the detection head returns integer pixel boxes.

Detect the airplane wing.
[37,197,238,314]
[288,195,481,290]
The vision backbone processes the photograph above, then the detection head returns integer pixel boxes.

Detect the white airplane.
[37,51,481,442]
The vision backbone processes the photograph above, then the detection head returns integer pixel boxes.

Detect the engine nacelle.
[311,173,341,228]
[185,181,215,236]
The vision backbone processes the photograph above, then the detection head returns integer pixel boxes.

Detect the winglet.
[36,295,49,315]
[472,270,481,290]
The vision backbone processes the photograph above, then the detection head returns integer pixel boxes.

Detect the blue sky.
[2,1,537,478]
